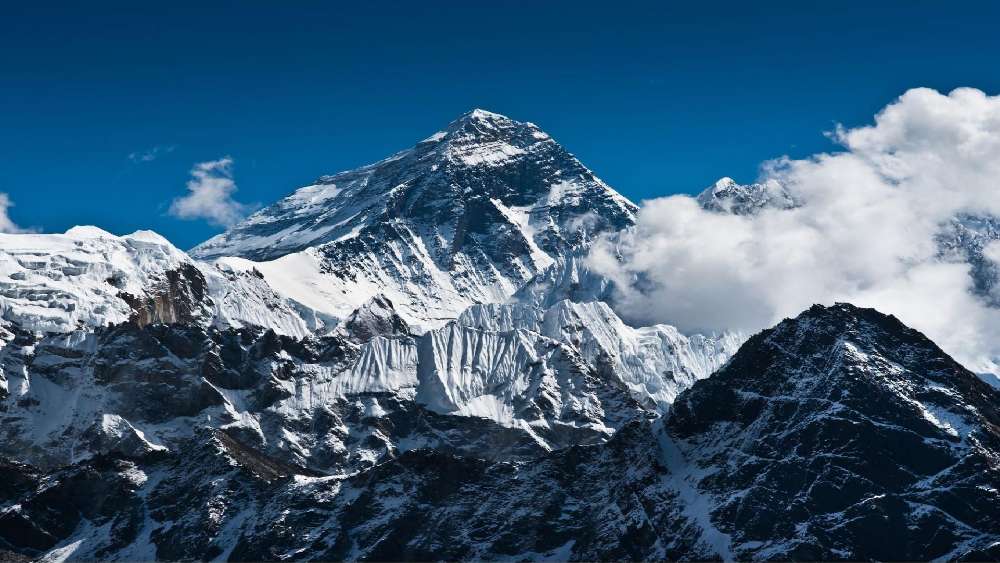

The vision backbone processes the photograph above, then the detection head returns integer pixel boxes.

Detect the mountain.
[3,110,995,561]
[4,304,996,560]
[0,275,737,474]
[666,303,1000,559]
[0,111,738,474]
[192,109,637,332]
[696,176,797,215]
[937,213,1000,306]
[0,226,323,344]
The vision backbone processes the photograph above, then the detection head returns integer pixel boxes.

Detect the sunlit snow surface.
[0,227,189,332]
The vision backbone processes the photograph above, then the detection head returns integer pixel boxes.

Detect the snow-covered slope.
[420,300,741,422]
[192,109,637,331]
[0,226,322,343]
[0,227,205,333]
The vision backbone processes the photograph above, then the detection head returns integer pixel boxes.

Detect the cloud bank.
[170,157,253,227]
[589,87,1000,375]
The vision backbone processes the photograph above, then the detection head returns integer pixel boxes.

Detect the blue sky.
[3,0,1000,249]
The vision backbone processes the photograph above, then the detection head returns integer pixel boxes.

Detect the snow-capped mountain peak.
[190,110,637,331]
[191,110,633,261]
[696,176,797,215]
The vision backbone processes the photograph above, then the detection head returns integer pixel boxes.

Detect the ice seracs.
[415,299,742,435]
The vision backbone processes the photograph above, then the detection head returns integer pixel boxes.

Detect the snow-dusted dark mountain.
[2,305,996,561]
[191,109,637,332]
[1,112,996,561]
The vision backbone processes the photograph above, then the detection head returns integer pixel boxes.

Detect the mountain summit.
[191,110,636,330]
[191,109,634,261]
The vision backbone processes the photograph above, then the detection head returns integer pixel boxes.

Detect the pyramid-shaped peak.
[444,108,540,135]
[192,106,636,261]
[460,108,515,123]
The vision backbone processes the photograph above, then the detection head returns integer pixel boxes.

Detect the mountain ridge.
[1,111,996,561]
[3,303,996,560]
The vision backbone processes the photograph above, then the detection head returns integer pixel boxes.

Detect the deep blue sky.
[4,0,1000,249]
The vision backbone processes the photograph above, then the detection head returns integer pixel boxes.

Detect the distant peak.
[711,177,738,192]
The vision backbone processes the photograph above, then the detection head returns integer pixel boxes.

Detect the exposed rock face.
[119,263,209,327]
[337,294,411,344]
[2,304,997,561]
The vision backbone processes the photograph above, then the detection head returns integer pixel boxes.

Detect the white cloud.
[169,157,253,227]
[0,193,32,234]
[588,87,1000,375]
[128,145,175,163]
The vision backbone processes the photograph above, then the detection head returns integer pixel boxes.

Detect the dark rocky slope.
[2,303,997,560]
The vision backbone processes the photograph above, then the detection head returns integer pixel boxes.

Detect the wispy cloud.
[128,145,175,163]
[169,156,254,227]
[0,193,33,234]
